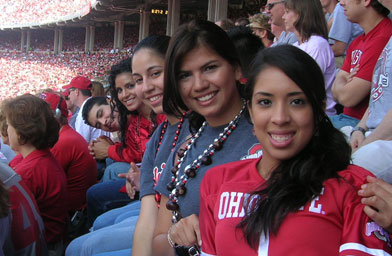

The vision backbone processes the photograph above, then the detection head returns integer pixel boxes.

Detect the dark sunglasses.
[266,0,285,10]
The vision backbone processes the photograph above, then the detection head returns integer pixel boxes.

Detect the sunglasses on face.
[266,0,285,10]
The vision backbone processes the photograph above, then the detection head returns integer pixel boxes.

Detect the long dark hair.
[108,58,136,146]
[240,45,351,247]
[163,19,243,133]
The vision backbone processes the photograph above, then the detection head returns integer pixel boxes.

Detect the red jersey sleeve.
[339,166,392,255]
[200,170,218,256]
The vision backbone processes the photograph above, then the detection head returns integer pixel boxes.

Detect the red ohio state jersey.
[200,158,392,256]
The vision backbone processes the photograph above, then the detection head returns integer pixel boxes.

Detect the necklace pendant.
[166,200,179,211]
[201,155,212,165]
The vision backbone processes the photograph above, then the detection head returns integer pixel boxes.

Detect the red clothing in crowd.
[108,114,166,164]
[51,124,97,212]
[12,149,68,244]
[8,154,22,169]
[200,158,392,256]
[341,18,392,120]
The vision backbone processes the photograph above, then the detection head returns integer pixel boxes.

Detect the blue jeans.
[92,201,141,231]
[94,249,132,256]
[65,216,138,256]
[101,162,130,182]
[86,180,131,227]
[329,114,360,130]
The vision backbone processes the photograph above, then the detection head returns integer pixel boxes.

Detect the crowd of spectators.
[0,0,91,27]
[0,51,129,101]
[1,0,392,254]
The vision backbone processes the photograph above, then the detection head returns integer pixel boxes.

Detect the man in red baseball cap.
[62,76,110,143]
[61,89,78,129]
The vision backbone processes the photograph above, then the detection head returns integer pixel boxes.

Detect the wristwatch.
[350,126,366,137]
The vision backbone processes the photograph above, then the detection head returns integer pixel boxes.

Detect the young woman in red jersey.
[199,45,392,255]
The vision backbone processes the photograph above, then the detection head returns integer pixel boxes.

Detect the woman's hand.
[168,214,201,248]
[118,162,140,199]
[358,176,392,233]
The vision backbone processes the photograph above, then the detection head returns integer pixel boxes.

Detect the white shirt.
[74,97,111,143]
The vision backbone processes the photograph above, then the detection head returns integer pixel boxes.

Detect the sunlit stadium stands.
[0,0,92,28]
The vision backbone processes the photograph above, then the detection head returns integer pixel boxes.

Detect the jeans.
[329,114,360,130]
[86,180,131,227]
[92,201,141,231]
[101,162,130,182]
[65,216,138,256]
[93,249,132,256]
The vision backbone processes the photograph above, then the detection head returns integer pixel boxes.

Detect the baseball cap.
[62,76,92,90]
[40,92,68,118]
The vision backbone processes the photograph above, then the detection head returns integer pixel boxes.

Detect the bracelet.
[350,126,367,137]
[167,226,178,248]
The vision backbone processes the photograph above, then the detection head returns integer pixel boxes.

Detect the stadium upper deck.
[0,0,93,28]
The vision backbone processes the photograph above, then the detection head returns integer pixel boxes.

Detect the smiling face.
[248,66,314,170]
[178,45,242,126]
[87,103,119,132]
[282,8,299,33]
[132,49,165,115]
[115,72,143,112]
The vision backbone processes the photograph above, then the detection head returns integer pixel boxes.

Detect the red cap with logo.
[62,76,92,90]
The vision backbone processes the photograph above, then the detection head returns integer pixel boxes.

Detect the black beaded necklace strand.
[166,100,247,222]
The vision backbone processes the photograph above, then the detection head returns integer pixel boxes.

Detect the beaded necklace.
[153,113,186,204]
[155,113,185,154]
[166,100,246,222]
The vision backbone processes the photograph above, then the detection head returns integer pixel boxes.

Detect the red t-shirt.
[341,18,392,119]
[108,114,166,164]
[12,149,68,244]
[200,158,392,256]
[51,124,97,212]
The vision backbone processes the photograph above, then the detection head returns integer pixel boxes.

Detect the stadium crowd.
[1,0,392,256]
[0,0,91,26]
[0,51,129,101]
